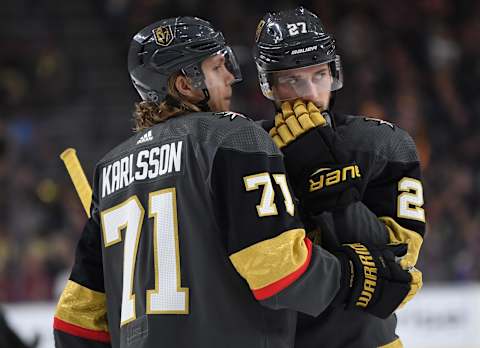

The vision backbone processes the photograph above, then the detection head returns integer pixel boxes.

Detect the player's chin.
[220,97,232,112]
[315,102,327,111]
[209,98,230,112]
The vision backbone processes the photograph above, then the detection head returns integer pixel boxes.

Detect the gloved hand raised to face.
[268,99,362,214]
[332,242,423,319]
[269,99,327,148]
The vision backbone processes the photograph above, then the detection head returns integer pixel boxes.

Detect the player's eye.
[279,76,299,86]
[313,71,328,81]
[213,63,225,72]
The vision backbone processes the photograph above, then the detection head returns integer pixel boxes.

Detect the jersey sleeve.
[54,167,111,348]
[317,126,426,269]
[210,123,341,317]
[364,131,426,268]
[310,201,390,249]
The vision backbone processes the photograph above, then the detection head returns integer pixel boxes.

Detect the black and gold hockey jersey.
[53,112,342,348]
[296,113,426,348]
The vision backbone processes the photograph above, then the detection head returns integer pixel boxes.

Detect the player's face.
[201,54,235,112]
[272,63,332,110]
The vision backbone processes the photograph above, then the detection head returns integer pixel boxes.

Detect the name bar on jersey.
[101,141,183,198]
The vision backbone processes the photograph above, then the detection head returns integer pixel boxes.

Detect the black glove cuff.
[329,250,353,308]
[282,127,336,182]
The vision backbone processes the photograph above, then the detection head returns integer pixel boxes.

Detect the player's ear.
[175,75,196,99]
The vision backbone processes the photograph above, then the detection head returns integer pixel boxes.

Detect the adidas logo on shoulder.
[136,130,153,144]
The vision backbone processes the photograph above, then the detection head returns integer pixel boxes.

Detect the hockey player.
[254,7,425,348]
[53,16,420,348]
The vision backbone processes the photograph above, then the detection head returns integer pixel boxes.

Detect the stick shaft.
[60,148,92,217]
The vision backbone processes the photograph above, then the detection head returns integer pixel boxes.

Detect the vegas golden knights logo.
[255,20,265,42]
[153,26,174,46]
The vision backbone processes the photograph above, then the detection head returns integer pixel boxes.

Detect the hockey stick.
[60,148,92,217]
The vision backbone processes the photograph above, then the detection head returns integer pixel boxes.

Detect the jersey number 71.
[101,188,189,326]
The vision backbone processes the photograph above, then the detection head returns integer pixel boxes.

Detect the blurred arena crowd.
[1,0,479,301]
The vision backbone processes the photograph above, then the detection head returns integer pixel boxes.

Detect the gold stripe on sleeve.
[378,338,403,348]
[55,280,109,332]
[229,228,308,290]
[379,216,423,269]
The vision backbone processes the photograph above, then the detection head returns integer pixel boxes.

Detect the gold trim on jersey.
[397,177,426,222]
[255,19,265,42]
[146,188,189,315]
[229,228,308,290]
[379,216,423,269]
[243,172,278,217]
[378,337,403,348]
[55,280,109,332]
[100,196,144,248]
[100,195,144,326]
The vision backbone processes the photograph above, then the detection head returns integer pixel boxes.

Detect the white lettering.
[148,147,160,179]
[120,156,130,189]
[102,165,112,198]
[291,45,317,55]
[135,150,149,180]
[102,141,183,197]
[128,154,134,184]
[158,144,170,176]
[169,141,182,173]
[111,161,120,193]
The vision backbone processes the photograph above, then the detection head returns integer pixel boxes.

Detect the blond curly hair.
[133,72,201,131]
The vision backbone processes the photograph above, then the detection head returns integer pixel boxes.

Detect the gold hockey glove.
[269,100,327,148]
[268,100,362,214]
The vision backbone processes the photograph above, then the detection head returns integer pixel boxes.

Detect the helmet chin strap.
[180,64,211,112]
[164,87,210,112]
[196,88,211,112]
[328,92,337,129]
[165,94,181,108]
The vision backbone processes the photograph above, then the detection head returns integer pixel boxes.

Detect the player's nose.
[302,81,320,101]
[224,69,235,86]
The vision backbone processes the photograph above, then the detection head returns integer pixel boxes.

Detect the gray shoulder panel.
[188,111,280,156]
[219,122,281,155]
[340,115,419,163]
[96,112,256,161]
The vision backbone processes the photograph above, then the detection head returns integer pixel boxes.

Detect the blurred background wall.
[0,0,479,347]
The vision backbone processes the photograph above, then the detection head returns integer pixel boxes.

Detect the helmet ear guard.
[181,63,205,90]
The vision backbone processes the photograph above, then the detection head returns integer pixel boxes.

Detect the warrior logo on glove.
[333,242,423,319]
